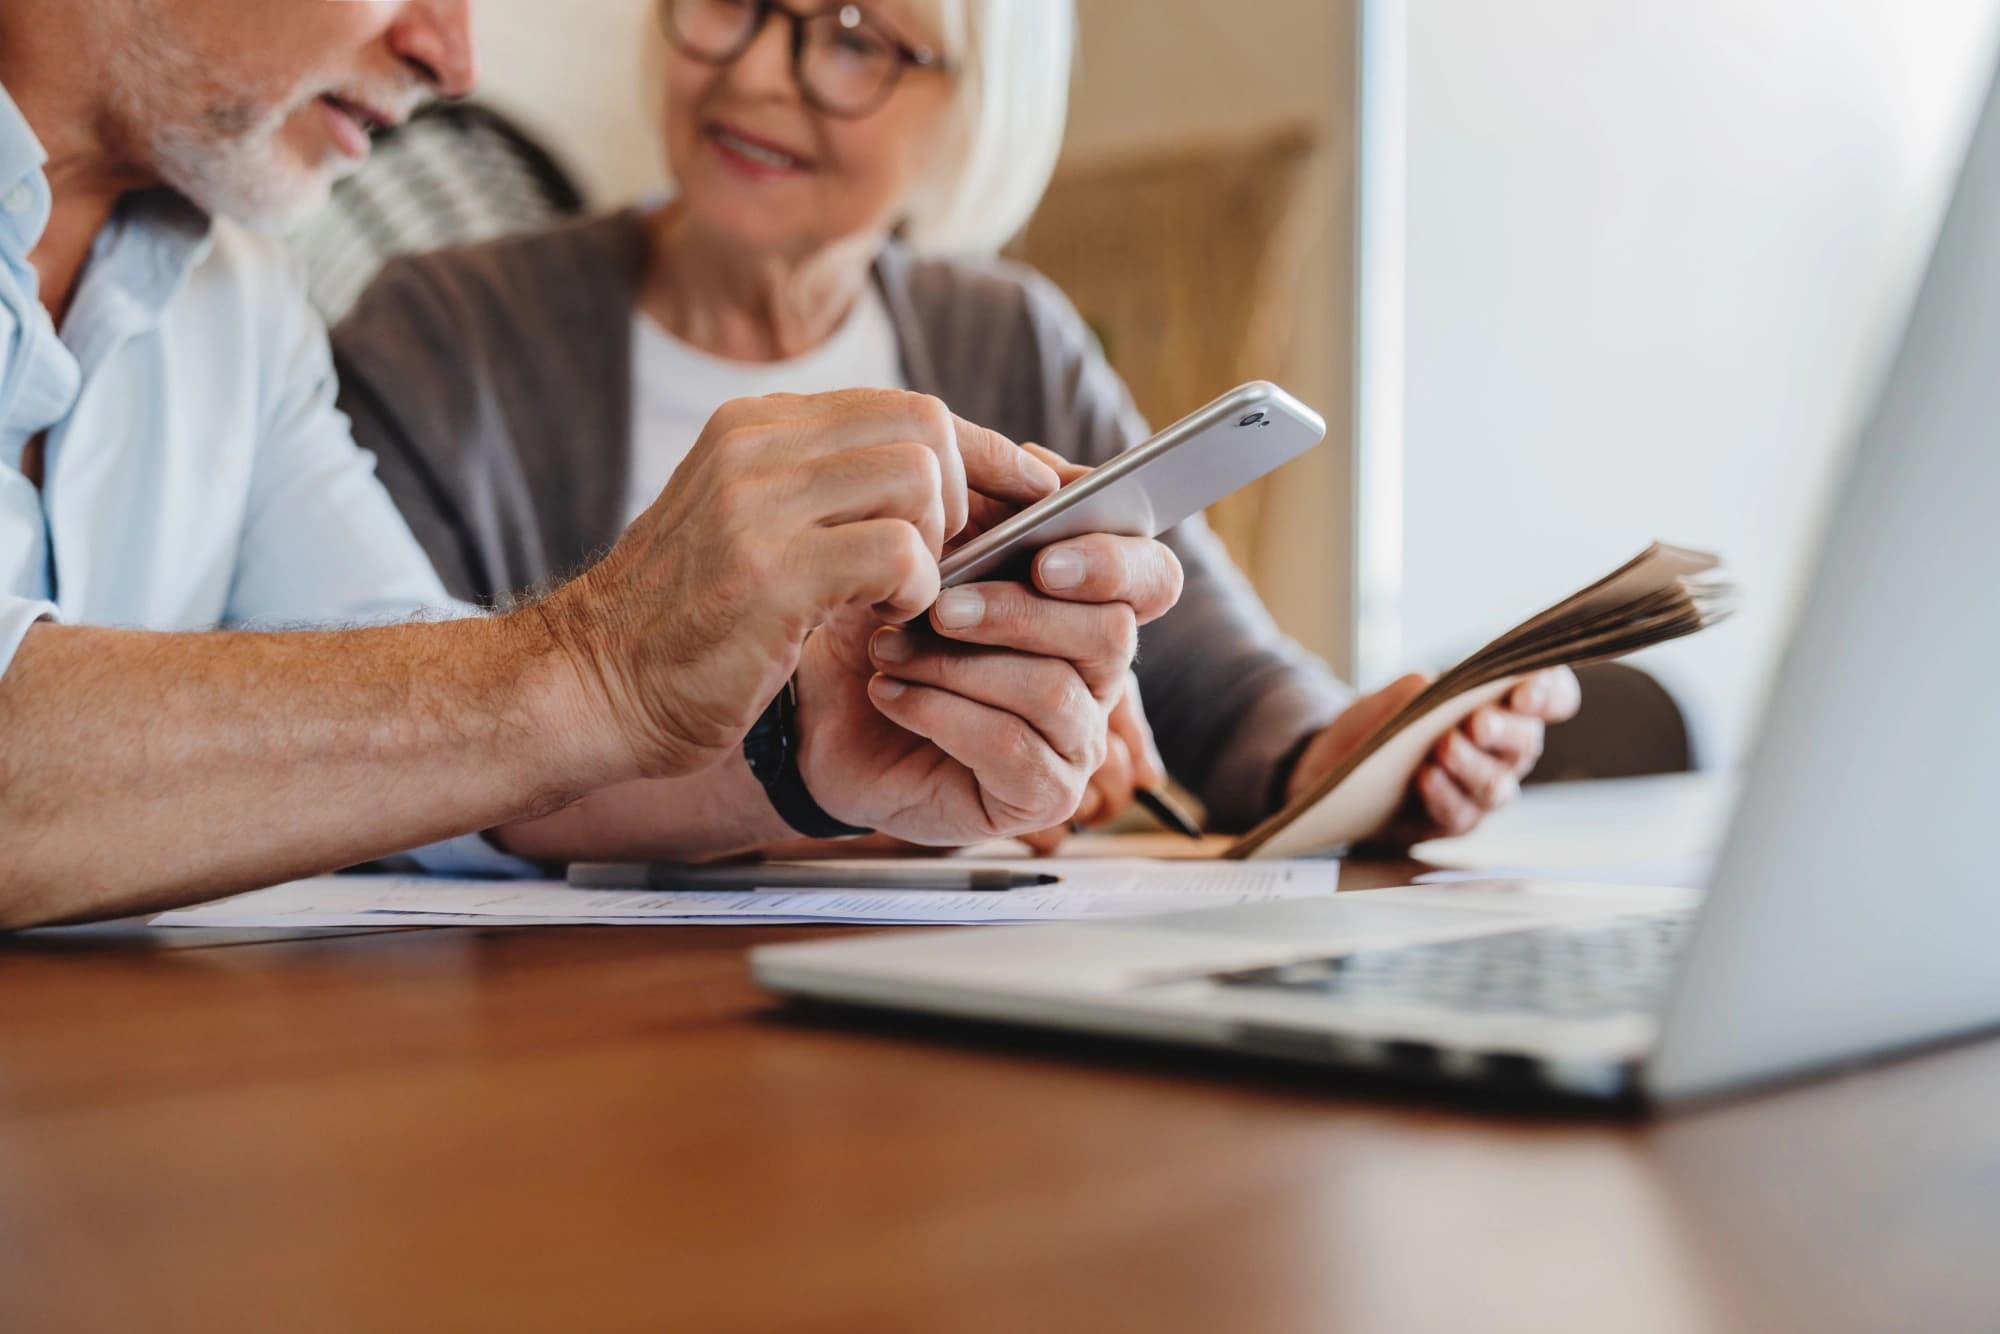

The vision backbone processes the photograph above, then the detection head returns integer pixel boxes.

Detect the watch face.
[744,686,791,784]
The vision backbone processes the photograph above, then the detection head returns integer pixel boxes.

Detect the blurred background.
[311,0,2000,774]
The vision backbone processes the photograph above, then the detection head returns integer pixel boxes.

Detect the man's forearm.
[492,763,794,866]
[0,614,615,928]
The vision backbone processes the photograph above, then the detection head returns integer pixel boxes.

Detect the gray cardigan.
[331,210,1350,829]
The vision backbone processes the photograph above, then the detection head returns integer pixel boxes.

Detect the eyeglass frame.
[659,0,954,119]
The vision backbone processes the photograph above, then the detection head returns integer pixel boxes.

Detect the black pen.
[1134,786,1204,840]
[568,863,1059,893]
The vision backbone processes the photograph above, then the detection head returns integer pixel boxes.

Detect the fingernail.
[871,627,913,663]
[1018,448,1058,491]
[1039,548,1086,590]
[935,588,984,629]
[1473,710,1501,747]
[872,677,906,700]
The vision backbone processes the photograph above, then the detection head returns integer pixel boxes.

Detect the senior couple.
[0,0,1576,930]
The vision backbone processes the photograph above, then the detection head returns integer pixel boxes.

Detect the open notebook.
[1226,543,1735,860]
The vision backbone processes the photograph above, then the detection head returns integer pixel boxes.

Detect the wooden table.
[2,856,1996,1334]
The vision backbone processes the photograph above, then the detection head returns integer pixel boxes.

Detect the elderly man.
[0,0,1182,928]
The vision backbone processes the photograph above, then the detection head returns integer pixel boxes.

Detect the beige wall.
[471,0,1363,673]
[471,0,666,203]
[1061,0,1359,674]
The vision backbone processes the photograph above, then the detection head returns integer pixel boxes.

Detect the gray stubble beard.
[102,7,346,233]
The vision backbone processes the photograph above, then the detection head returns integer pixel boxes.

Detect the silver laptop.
[751,66,2000,1109]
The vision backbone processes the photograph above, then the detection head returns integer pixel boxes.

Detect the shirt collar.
[58,188,217,364]
[0,79,53,256]
[0,77,217,340]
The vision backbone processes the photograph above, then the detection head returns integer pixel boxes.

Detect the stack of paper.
[151,858,1342,929]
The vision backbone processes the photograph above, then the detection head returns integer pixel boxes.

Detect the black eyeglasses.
[661,0,952,119]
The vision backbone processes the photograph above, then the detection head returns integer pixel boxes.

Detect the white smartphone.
[939,381,1326,588]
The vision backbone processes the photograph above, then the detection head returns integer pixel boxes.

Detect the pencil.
[568,864,1059,892]
[1134,786,1203,839]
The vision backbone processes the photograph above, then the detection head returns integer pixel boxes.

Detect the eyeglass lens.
[666,0,907,115]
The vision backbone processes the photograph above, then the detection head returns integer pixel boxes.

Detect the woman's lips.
[707,123,812,179]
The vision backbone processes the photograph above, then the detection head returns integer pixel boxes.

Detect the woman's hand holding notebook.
[1228,543,1735,860]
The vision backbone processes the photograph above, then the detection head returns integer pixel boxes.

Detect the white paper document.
[151,858,1342,929]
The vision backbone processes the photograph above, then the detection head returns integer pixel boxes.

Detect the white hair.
[902,0,1076,255]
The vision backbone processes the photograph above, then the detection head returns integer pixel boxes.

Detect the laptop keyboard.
[1214,912,1695,1020]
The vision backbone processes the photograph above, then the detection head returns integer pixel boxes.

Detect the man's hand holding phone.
[508,394,1183,862]
[802,443,1184,844]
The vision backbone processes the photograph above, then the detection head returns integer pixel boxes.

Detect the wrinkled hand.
[1016,673,1166,855]
[1006,444,1169,854]
[798,530,1184,846]
[1288,666,1582,846]
[536,390,1059,781]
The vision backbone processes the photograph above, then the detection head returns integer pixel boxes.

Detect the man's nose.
[390,0,479,100]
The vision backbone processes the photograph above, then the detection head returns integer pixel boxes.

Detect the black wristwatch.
[743,676,872,840]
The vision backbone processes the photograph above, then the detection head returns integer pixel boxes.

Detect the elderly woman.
[333,0,1578,846]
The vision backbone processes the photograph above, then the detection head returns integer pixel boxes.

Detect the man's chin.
[157,148,345,236]
[222,165,345,236]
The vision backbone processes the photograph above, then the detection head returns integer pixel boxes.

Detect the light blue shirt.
[0,82,528,877]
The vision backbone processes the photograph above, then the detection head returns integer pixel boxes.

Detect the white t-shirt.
[623,288,907,526]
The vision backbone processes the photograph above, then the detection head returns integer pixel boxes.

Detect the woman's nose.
[723,11,804,101]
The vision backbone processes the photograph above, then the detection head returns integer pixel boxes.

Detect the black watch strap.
[743,677,872,840]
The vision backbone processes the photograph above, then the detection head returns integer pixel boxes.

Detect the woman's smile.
[705,119,817,180]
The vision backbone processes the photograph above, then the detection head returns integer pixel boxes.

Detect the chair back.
[1014,127,1321,577]
[289,101,589,322]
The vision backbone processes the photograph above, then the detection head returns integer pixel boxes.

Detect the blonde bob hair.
[646,0,1075,255]
[902,0,1075,254]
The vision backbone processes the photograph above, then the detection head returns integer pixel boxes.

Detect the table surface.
[3,810,1997,1333]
